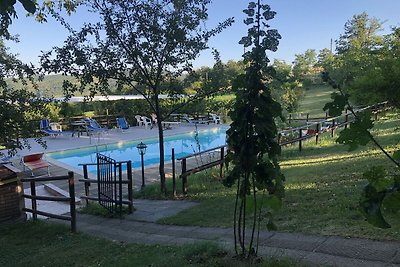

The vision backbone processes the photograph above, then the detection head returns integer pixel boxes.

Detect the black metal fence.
[79,155,133,215]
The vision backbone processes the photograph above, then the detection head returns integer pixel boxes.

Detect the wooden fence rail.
[21,172,76,233]
[279,101,390,151]
[177,145,227,195]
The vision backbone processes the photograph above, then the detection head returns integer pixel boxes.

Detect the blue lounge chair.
[83,118,108,133]
[39,119,63,137]
[116,117,130,131]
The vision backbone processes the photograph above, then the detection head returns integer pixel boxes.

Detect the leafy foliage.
[323,72,400,228]
[323,92,348,117]
[359,166,398,228]
[225,0,284,258]
[336,112,373,151]
[0,0,36,39]
[0,39,50,156]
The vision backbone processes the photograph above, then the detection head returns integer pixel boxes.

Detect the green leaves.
[226,0,284,256]
[323,92,348,117]
[336,112,373,151]
[19,0,36,14]
[359,166,399,229]
[393,150,400,161]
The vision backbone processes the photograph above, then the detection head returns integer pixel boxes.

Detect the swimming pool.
[47,127,227,173]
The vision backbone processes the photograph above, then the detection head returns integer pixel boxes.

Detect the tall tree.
[316,48,335,73]
[270,59,303,113]
[41,0,233,193]
[332,12,384,92]
[292,49,317,80]
[224,0,284,259]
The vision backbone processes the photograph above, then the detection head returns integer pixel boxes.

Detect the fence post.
[30,180,37,220]
[288,114,292,124]
[315,123,320,144]
[172,148,176,197]
[325,112,328,120]
[68,171,76,233]
[298,128,302,152]
[331,119,335,137]
[306,113,309,123]
[127,161,133,214]
[219,147,225,178]
[118,162,123,215]
[181,158,187,195]
[83,164,89,206]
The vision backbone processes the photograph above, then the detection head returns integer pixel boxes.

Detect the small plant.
[225,0,285,259]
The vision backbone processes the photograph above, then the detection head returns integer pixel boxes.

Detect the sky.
[6,0,400,69]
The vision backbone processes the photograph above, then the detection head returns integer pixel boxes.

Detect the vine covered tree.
[224,0,284,259]
[41,0,233,193]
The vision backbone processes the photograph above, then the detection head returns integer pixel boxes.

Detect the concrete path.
[50,199,400,267]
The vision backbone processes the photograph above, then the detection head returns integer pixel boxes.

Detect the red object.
[22,153,50,176]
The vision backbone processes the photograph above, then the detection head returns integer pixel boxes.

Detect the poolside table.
[161,121,181,130]
[70,121,87,137]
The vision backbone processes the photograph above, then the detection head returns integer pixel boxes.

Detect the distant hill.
[7,74,123,97]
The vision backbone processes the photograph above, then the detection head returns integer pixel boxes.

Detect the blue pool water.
[47,127,227,173]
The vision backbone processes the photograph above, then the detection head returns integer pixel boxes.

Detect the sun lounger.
[40,119,64,138]
[22,153,50,176]
[116,117,130,131]
[83,118,108,133]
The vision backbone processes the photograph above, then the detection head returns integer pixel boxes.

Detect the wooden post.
[127,161,133,214]
[306,113,309,123]
[30,180,37,220]
[315,123,320,144]
[331,119,335,137]
[219,147,225,178]
[68,171,76,233]
[325,112,328,120]
[172,148,176,197]
[83,164,89,206]
[181,158,187,194]
[288,114,292,125]
[299,128,302,152]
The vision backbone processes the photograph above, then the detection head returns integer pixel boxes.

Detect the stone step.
[44,183,81,204]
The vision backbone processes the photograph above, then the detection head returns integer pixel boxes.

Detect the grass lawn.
[297,85,334,117]
[135,85,400,241]
[0,221,295,267]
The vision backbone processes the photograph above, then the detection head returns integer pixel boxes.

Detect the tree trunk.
[154,96,166,194]
[157,119,166,193]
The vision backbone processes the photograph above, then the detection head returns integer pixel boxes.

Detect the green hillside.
[7,74,121,97]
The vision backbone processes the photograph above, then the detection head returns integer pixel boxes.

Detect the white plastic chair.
[211,114,221,124]
[141,116,152,129]
[135,115,142,126]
